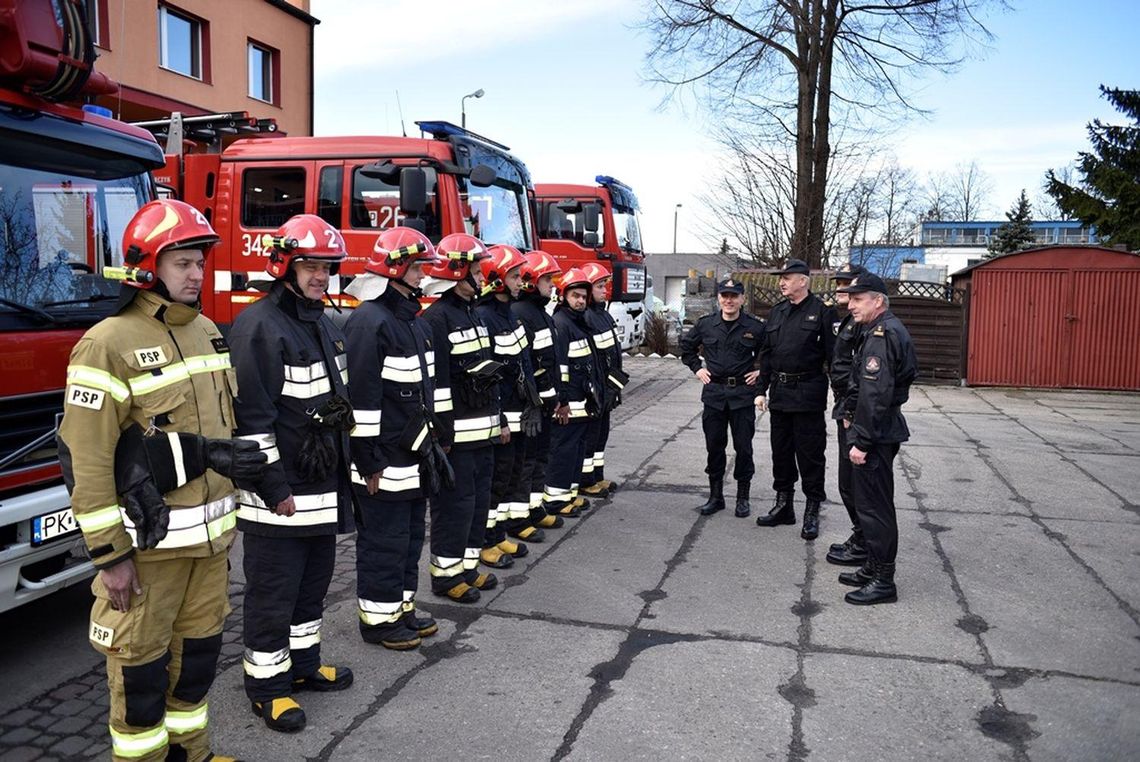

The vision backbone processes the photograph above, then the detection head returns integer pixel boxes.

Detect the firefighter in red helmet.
[58,199,266,761]
[419,233,507,602]
[579,262,628,499]
[476,244,548,568]
[344,226,450,650]
[512,251,567,532]
[229,214,356,733]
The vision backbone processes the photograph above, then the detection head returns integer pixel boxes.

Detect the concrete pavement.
[1,357,1137,761]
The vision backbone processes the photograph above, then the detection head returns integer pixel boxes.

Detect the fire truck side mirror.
[468,164,497,188]
[583,232,600,247]
[583,202,600,234]
[400,167,428,215]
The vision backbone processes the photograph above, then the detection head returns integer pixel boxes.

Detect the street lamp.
[461,88,484,129]
[673,203,683,255]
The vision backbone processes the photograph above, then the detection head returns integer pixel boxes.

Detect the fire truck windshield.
[613,207,643,254]
[0,162,152,325]
[458,177,533,250]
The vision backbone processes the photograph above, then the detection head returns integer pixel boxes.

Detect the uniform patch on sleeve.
[90,621,114,647]
[865,356,881,372]
[67,386,106,410]
[334,340,345,352]
[833,321,841,335]
[133,346,168,368]
[211,337,229,353]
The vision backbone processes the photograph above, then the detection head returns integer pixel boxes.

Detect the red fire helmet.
[365,226,443,279]
[581,261,612,284]
[558,266,591,295]
[264,214,347,279]
[480,244,528,294]
[424,233,491,281]
[520,250,562,291]
[121,199,219,289]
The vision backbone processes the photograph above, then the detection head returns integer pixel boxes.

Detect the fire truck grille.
[0,392,64,474]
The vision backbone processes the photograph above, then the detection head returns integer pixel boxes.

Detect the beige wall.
[92,0,314,137]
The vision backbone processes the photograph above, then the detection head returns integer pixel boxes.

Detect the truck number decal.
[68,386,106,410]
[368,205,404,229]
[133,347,168,368]
[240,233,268,257]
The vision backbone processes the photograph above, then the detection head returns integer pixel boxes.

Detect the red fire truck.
[0,0,165,610]
[534,176,647,348]
[137,114,537,323]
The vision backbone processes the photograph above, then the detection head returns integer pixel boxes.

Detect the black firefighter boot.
[756,491,795,527]
[826,530,869,566]
[800,499,821,540]
[734,480,751,518]
[696,478,725,516]
[844,559,898,605]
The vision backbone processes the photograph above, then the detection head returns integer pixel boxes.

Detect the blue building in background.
[848,220,1099,280]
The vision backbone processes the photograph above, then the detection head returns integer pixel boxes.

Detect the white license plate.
[32,507,79,545]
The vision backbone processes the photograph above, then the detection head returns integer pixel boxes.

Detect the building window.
[158,5,203,79]
[248,42,277,104]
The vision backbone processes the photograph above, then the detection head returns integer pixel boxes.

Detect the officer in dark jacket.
[825,264,870,567]
[420,233,506,604]
[542,267,603,519]
[755,259,837,539]
[344,227,446,652]
[680,277,765,518]
[230,215,356,733]
[513,251,566,533]
[835,273,917,605]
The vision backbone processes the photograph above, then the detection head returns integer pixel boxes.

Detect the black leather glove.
[113,425,171,550]
[296,429,338,483]
[521,404,544,437]
[313,395,356,432]
[202,439,268,483]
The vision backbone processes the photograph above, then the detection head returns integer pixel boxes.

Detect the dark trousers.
[242,532,336,702]
[485,434,529,545]
[509,432,537,528]
[852,442,900,564]
[769,409,827,500]
[836,422,860,531]
[543,419,588,508]
[429,446,493,593]
[581,419,602,488]
[592,409,612,482]
[702,402,756,483]
[528,418,552,521]
[356,495,426,634]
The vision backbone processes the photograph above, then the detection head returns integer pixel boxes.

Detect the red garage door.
[1068,270,1140,389]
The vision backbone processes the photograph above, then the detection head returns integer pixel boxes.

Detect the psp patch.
[90,621,114,648]
[865,356,881,372]
[67,385,106,410]
[133,346,168,368]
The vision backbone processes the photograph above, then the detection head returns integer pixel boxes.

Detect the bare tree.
[1035,162,1076,220]
[946,159,993,220]
[643,0,1001,267]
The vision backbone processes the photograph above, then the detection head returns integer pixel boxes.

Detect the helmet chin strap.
[393,277,423,298]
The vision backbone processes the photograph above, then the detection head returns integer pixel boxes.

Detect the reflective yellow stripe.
[128,354,231,396]
[110,724,169,757]
[165,704,209,734]
[207,511,237,540]
[66,366,129,401]
[75,504,123,532]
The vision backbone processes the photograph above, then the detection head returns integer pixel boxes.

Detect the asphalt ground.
[1,356,1138,761]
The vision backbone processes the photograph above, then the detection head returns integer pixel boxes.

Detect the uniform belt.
[710,375,746,387]
[774,371,820,384]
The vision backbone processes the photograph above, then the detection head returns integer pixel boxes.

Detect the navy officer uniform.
[679,277,765,518]
[836,273,917,605]
[754,259,836,539]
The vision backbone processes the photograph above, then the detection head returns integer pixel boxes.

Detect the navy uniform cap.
[833,263,868,282]
[837,272,888,295]
[773,258,810,276]
[717,277,744,295]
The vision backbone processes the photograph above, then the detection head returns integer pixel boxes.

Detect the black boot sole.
[698,504,726,516]
[756,516,796,527]
[838,573,872,587]
[825,549,869,566]
[844,590,898,605]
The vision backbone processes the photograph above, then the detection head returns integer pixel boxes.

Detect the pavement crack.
[779,539,817,761]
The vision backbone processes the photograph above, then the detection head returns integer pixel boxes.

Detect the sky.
[310,0,1140,255]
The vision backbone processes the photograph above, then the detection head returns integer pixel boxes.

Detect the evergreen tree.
[987,190,1035,257]
[1046,86,1140,250]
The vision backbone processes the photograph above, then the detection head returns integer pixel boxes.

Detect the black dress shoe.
[756,492,795,527]
[734,498,751,518]
[845,578,898,605]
